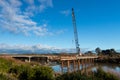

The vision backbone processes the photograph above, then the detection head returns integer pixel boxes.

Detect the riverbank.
[96,56,120,64]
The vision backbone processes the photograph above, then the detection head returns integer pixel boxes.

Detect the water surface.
[51,63,120,78]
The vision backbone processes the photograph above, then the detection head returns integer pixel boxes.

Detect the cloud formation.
[0,43,91,54]
[0,0,53,36]
[0,43,76,54]
[25,0,53,15]
[60,10,70,16]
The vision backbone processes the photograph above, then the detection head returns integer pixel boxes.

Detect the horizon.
[0,0,120,54]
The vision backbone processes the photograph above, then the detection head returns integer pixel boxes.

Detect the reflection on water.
[52,63,95,74]
[51,63,120,77]
[116,67,120,72]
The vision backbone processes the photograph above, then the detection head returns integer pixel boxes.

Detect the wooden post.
[85,63,87,75]
[78,59,80,70]
[85,59,86,63]
[73,60,76,71]
[61,61,64,73]
[88,58,90,63]
[61,61,64,67]
[81,59,84,70]
[67,60,70,72]
[90,58,92,63]
[93,58,94,63]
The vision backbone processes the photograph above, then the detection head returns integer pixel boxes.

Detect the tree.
[110,48,116,53]
[95,47,101,55]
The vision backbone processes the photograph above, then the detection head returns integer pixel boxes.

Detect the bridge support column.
[47,58,49,63]
[73,60,76,71]
[61,61,64,73]
[67,60,70,72]
[85,59,87,63]
[88,58,90,63]
[78,59,80,70]
[81,59,84,70]
[61,61,64,67]
[90,58,92,63]
[87,58,89,63]
[28,56,31,63]
[93,58,94,63]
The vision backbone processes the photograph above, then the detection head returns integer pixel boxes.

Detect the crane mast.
[72,8,80,54]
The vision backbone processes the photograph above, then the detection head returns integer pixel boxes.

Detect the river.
[51,63,120,78]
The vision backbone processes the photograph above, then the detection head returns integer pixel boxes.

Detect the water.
[51,63,120,77]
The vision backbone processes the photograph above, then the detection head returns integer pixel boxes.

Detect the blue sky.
[0,0,120,53]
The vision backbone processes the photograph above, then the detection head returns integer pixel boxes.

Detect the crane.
[72,8,80,55]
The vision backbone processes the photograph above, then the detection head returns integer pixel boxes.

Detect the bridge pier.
[77,59,80,70]
[60,58,96,73]
[67,60,70,72]
[73,60,76,71]
[28,56,31,62]
[81,59,84,70]
[61,61,64,73]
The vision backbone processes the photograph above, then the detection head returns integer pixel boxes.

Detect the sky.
[0,0,120,53]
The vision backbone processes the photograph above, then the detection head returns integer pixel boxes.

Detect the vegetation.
[56,68,119,80]
[0,73,17,80]
[84,47,120,63]
[94,68,119,80]
[95,47,120,63]
[0,57,54,80]
[0,56,119,80]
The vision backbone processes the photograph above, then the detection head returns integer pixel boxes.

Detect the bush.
[0,57,54,80]
[56,72,93,80]
[32,66,54,80]
[56,68,119,80]
[8,65,54,80]
[94,68,119,80]
[0,58,12,72]
[0,73,17,80]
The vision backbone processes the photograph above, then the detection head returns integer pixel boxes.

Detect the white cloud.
[26,0,34,5]
[0,43,69,53]
[39,0,53,12]
[60,10,70,16]
[9,0,22,7]
[39,0,53,7]
[0,43,91,54]
[56,29,67,35]
[24,0,53,15]
[0,0,53,36]
[0,0,65,36]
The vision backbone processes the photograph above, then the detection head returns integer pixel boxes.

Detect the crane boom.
[72,8,80,54]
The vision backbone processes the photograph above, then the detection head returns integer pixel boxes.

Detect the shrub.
[0,73,17,80]
[94,68,119,80]
[8,65,54,80]
[31,66,54,80]
[56,68,119,80]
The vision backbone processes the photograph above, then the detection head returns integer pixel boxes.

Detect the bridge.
[0,54,98,63]
[0,54,98,75]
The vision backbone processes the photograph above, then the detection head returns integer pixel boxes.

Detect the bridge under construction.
[0,9,98,73]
